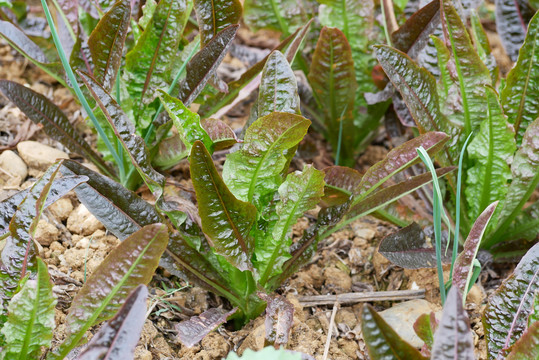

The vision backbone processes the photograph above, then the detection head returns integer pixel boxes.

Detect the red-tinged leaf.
[378,222,452,269]
[322,166,362,206]
[361,304,426,359]
[308,26,357,165]
[57,0,79,34]
[153,133,189,169]
[198,20,312,118]
[176,307,237,347]
[501,11,539,145]
[431,286,474,360]
[484,242,539,359]
[201,118,238,151]
[60,160,162,240]
[495,0,535,61]
[88,0,130,91]
[258,50,300,117]
[414,312,438,350]
[505,321,539,360]
[190,141,256,271]
[375,45,460,164]
[258,293,294,348]
[391,0,440,55]
[77,71,166,198]
[0,80,115,178]
[440,0,492,136]
[243,0,313,34]
[0,21,64,83]
[452,201,497,296]
[51,224,168,359]
[75,285,148,360]
[355,131,449,198]
[0,162,86,318]
[194,0,242,46]
[178,25,238,106]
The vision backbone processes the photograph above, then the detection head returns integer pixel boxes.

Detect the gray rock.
[0,150,28,187]
[379,299,441,348]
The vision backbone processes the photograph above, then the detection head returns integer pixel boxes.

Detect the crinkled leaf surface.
[190,141,256,271]
[222,112,310,210]
[201,118,238,150]
[123,0,189,127]
[470,12,499,84]
[375,45,460,163]
[484,242,539,359]
[431,286,474,360]
[199,20,311,118]
[159,91,213,152]
[88,0,130,91]
[413,312,437,350]
[176,307,237,347]
[75,285,148,360]
[440,0,492,136]
[361,304,426,359]
[258,50,300,117]
[452,202,497,296]
[495,0,535,61]
[321,166,362,206]
[501,11,539,145]
[0,80,114,178]
[243,0,313,34]
[178,25,238,106]
[0,259,56,360]
[308,26,357,164]
[78,71,166,198]
[489,118,539,247]
[51,224,168,359]
[194,0,242,46]
[257,166,324,285]
[464,88,515,223]
[505,321,539,360]
[60,160,162,240]
[259,293,294,347]
[391,0,440,54]
[378,222,451,269]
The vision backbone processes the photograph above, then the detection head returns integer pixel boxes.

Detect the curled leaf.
[176,307,237,347]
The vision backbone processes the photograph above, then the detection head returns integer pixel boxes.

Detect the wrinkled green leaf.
[78,71,166,198]
[484,242,539,359]
[257,165,324,285]
[464,88,515,222]
[0,259,56,360]
[470,11,499,84]
[308,26,357,165]
[194,0,242,46]
[75,285,148,360]
[413,312,437,350]
[501,11,539,145]
[488,118,539,248]
[361,304,426,359]
[321,166,362,206]
[0,80,115,178]
[51,224,168,359]
[88,0,130,91]
[190,141,257,271]
[452,201,497,296]
[258,50,300,117]
[243,0,313,34]
[530,291,539,327]
[431,286,474,360]
[375,45,460,163]
[440,0,492,135]
[222,112,310,210]
[495,0,535,61]
[139,0,157,30]
[123,0,190,127]
[505,321,539,360]
[159,90,213,152]
[178,24,238,106]
[199,20,312,118]
[60,160,162,240]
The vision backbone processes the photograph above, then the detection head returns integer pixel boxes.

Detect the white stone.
[0,150,27,186]
[34,219,60,246]
[17,141,68,175]
[48,198,73,222]
[67,204,104,235]
[379,299,441,348]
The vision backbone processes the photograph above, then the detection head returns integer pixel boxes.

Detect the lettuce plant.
[0,161,167,359]
[360,242,539,359]
[375,0,539,252]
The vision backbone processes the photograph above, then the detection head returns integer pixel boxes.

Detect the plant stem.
[41,0,123,181]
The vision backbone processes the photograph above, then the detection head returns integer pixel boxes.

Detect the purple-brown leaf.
[259,293,294,348]
[176,307,237,347]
